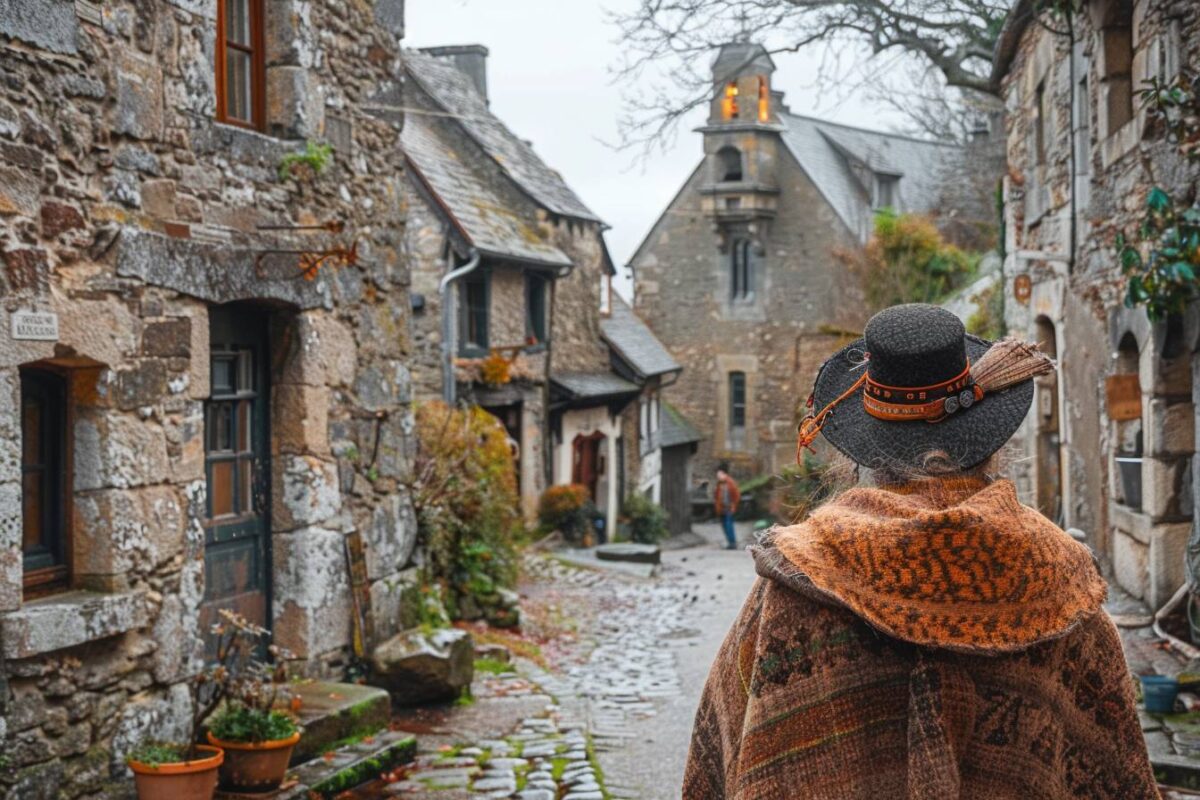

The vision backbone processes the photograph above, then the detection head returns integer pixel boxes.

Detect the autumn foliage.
[410,401,521,615]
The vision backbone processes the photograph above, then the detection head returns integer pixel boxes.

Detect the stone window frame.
[728,371,747,450]
[215,0,268,132]
[458,268,491,357]
[730,237,755,302]
[1092,0,1139,166]
[525,272,548,346]
[18,364,72,598]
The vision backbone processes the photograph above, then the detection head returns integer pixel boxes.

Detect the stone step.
[289,730,417,798]
[288,680,392,765]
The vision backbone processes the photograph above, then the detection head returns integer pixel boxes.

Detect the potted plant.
[126,742,224,800]
[203,613,301,793]
[125,632,236,800]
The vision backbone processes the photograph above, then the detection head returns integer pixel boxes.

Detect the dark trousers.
[721,512,737,547]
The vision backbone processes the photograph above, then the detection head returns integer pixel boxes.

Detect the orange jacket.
[713,475,741,515]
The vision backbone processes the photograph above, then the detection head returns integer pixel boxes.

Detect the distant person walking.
[713,463,741,550]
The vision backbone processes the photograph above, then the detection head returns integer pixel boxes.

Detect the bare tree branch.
[608,0,1015,154]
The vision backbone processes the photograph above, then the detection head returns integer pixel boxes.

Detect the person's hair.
[869,449,1003,489]
[716,462,730,474]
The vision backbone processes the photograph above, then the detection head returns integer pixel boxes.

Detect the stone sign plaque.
[10,310,59,341]
[1105,374,1142,421]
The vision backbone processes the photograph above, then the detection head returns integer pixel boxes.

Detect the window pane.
[237,401,251,452]
[240,457,255,513]
[237,350,253,392]
[225,49,252,122]
[730,373,746,428]
[208,404,234,452]
[211,461,235,517]
[212,357,234,394]
[22,471,42,552]
[225,0,251,45]
[21,400,40,463]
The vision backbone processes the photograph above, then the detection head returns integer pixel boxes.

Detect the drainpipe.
[439,248,481,405]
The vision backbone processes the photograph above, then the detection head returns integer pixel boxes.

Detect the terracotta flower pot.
[128,745,223,800]
[207,730,301,793]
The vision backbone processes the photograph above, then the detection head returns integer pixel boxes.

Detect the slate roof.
[403,114,571,267]
[661,402,703,448]
[551,371,640,400]
[777,112,957,241]
[405,50,601,223]
[600,294,680,380]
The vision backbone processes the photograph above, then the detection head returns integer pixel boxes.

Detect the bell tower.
[699,42,782,249]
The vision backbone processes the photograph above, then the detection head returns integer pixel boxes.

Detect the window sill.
[1,589,148,659]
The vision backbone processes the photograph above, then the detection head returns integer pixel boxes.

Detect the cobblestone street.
[349,523,758,799]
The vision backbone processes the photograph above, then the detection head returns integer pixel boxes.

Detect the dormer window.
[757,77,769,122]
[717,146,743,182]
[874,175,899,210]
[722,81,740,121]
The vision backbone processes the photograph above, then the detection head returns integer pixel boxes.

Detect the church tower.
[699,42,783,257]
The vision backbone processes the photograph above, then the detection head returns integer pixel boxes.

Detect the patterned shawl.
[684,478,1159,800]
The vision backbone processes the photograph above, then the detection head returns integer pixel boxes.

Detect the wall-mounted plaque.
[1014,274,1033,304]
[11,310,59,341]
[1105,374,1142,421]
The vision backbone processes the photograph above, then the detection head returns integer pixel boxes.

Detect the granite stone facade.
[995,0,1199,607]
[0,0,415,796]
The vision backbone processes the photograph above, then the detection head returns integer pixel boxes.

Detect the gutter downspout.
[439,248,481,405]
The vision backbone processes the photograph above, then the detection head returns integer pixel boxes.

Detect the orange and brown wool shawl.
[684,478,1159,800]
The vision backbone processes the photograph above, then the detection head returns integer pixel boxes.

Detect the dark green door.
[201,307,271,657]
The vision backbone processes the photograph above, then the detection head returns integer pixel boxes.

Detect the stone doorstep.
[288,680,392,765]
[1153,752,1200,792]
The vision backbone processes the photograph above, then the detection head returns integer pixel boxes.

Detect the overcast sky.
[406,0,910,297]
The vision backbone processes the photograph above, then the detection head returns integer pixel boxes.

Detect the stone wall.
[632,150,861,481]
[0,0,415,795]
[1000,0,1199,604]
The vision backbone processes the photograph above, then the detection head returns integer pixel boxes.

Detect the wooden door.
[201,307,271,657]
[572,432,604,503]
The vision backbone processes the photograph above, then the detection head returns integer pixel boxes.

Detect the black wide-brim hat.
[809,304,1035,471]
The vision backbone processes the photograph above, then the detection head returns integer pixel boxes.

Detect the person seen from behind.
[714,463,741,550]
[684,304,1159,799]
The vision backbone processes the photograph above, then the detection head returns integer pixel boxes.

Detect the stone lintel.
[116,228,331,310]
[1,589,147,659]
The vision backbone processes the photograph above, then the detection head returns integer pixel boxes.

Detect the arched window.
[730,238,754,300]
[722,81,740,120]
[717,146,743,182]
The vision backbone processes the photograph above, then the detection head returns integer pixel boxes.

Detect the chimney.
[420,44,489,103]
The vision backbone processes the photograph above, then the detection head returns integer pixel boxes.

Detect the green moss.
[474,657,511,675]
[550,757,569,781]
[278,140,334,181]
[308,737,417,797]
[454,686,475,707]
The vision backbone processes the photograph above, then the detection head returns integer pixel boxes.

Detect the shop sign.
[10,310,59,341]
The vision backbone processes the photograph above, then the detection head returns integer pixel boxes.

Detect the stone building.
[0,0,414,795]
[994,0,1198,610]
[631,42,959,480]
[403,46,681,537]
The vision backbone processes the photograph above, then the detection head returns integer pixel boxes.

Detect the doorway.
[572,431,606,504]
[201,306,272,658]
